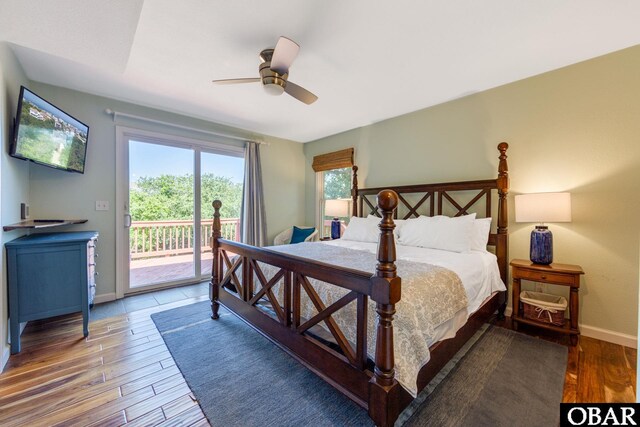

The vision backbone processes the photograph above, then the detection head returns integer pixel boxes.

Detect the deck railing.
[130,218,240,260]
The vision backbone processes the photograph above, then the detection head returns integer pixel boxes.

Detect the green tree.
[323,167,351,199]
[130,173,242,221]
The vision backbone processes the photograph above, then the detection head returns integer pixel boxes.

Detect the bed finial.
[210,199,223,320]
[212,200,222,233]
[375,189,398,279]
[496,143,509,235]
[351,165,359,217]
[496,143,509,318]
[370,189,402,426]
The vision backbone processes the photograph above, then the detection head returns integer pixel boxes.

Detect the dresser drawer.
[514,268,577,286]
[87,238,97,305]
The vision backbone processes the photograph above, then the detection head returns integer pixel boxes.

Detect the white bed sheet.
[321,239,506,346]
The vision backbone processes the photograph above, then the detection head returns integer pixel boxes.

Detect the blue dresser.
[6,231,99,354]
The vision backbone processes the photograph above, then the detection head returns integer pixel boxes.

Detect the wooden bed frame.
[209,143,509,426]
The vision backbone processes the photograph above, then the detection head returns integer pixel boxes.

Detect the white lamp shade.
[325,199,350,218]
[515,192,572,223]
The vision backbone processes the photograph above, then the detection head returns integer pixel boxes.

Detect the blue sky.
[129,140,244,183]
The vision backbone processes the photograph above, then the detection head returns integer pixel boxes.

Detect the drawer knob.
[541,275,547,280]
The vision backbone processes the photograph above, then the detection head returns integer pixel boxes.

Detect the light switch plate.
[95,201,109,211]
[20,203,30,219]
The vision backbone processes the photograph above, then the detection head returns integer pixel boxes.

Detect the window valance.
[312,148,354,172]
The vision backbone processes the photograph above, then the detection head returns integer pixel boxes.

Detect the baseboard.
[1,345,9,372]
[580,324,637,349]
[504,307,637,348]
[93,292,117,304]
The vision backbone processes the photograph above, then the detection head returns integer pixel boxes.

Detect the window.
[318,168,352,237]
[312,148,355,238]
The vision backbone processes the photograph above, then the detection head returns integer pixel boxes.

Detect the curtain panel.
[240,142,267,246]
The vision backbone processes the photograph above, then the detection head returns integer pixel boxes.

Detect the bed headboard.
[351,143,510,283]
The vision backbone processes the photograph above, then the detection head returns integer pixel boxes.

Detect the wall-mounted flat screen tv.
[11,86,89,174]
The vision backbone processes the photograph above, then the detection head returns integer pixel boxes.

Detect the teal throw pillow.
[290,226,315,244]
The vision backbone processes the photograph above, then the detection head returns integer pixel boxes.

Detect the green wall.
[304,45,640,338]
[27,83,306,301]
[0,42,30,367]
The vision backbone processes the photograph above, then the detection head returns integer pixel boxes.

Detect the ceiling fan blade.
[212,78,260,85]
[270,36,300,75]
[284,81,318,105]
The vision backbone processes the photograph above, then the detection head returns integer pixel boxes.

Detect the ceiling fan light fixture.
[263,82,285,96]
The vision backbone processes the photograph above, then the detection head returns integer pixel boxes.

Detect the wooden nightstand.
[510,259,584,346]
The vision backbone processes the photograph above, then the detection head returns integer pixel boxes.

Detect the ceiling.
[1,1,640,143]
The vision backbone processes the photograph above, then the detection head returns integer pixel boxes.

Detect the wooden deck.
[130,253,213,288]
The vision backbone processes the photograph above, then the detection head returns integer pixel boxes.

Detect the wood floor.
[0,298,636,427]
[0,295,211,427]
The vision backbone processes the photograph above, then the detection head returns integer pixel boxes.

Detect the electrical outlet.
[535,282,544,293]
[95,201,109,211]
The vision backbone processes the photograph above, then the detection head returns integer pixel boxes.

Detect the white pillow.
[367,215,405,238]
[397,213,476,252]
[341,216,379,243]
[470,218,492,252]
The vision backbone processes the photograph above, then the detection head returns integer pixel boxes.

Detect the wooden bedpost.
[496,143,509,319]
[369,190,404,427]
[210,199,222,320]
[351,165,359,217]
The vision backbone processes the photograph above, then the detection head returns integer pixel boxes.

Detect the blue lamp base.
[530,225,553,265]
[331,218,341,239]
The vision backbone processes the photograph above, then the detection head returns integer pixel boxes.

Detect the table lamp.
[515,192,571,265]
[325,199,350,239]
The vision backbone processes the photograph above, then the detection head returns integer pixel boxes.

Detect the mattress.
[322,239,506,315]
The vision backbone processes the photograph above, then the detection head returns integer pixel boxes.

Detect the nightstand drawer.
[514,269,576,286]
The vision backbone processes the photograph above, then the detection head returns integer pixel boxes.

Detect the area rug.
[151,301,567,427]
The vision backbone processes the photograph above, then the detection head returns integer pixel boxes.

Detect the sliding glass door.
[117,128,244,295]
[128,141,196,288]
[200,151,244,278]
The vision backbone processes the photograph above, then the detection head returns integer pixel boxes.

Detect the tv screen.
[11,86,89,174]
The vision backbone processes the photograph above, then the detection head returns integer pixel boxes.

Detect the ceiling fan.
[212,36,318,105]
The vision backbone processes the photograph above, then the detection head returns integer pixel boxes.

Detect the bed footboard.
[209,190,409,427]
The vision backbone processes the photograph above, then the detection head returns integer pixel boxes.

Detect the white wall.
[0,42,30,369]
[26,83,306,302]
